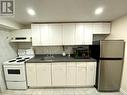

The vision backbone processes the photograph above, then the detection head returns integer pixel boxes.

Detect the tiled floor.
[0,88,122,95]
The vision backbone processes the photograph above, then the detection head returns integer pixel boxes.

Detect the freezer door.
[98,60,123,91]
[100,40,125,58]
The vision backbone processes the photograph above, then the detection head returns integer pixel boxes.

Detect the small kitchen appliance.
[73,47,90,59]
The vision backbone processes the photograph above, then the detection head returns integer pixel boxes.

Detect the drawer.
[6,82,27,89]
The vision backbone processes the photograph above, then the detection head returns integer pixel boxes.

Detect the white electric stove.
[3,49,34,90]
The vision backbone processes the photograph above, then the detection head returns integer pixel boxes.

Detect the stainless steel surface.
[98,60,123,91]
[97,40,125,92]
[100,40,124,58]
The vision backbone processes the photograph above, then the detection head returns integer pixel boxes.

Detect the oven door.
[3,65,26,81]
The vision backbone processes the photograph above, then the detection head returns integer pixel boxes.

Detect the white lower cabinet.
[26,62,96,87]
[26,63,37,87]
[36,63,51,87]
[76,63,87,86]
[52,63,66,86]
[86,62,97,86]
[66,63,76,86]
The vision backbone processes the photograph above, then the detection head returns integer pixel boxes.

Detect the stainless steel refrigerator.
[91,40,125,92]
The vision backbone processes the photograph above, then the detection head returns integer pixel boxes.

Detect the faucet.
[48,47,54,58]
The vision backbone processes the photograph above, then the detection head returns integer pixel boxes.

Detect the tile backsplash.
[33,46,73,55]
[11,34,106,55]
[33,46,90,55]
[14,42,90,55]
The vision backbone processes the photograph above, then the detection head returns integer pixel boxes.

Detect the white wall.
[106,15,127,94]
[0,18,23,29]
[0,29,17,68]
[0,29,17,92]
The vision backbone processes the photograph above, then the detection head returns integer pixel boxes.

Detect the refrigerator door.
[98,60,123,91]
[100,40,125,58]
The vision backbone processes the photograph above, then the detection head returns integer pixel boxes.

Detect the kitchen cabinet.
[63,23,75,45]
[36,63,51,87]
[31,24,41,46]
[75,24,84,45]
[86,62,97,86]
[48,24,62,45]
[66,62,76,86]
[40,24,49,45]
[75,23,93,45]
[52,63,66,86]
[84,23,93,45]
[32,24,62,46]
[26,62,96,87]
[26,63,37,87]
[93,23,111,34]
[31,23,110,46]
[40,24,63,45]
[76,62,87,86]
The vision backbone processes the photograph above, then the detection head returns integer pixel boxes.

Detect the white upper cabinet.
[31,23,110,46]
[48,24,62,45]
[84,23,93,45]
[63,23,75,45]
[40,24,49,45]
[32,24,62,46]
[93,23,111,34]
[75,24,84,45]
[32,24,41,46]
[75,23,93,45]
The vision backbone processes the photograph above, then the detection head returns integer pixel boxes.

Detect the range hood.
[10,37,32,42]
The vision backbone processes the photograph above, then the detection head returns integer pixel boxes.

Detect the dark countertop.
[26,55,96,63]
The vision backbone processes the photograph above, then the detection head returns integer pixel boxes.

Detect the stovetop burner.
[16,57,22,60]
[9,60,16,62]
[17,59,25,62]
[24,57,30,60]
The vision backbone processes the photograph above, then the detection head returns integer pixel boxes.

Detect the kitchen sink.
[40,56,55,61]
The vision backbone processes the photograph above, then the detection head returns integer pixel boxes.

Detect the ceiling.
[2,0,127,24]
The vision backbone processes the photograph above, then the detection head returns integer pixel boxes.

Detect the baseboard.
[120,88,127,95]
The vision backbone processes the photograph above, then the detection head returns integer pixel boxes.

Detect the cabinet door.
[63,24,75,45]
[36,63,51,87]
[75,23,93,45]
[66,62,76,86]
[40,24,49,45]
[86,62,97,86]
[31,24,41,46]
[84,23,93,45]
[48,24,62,45]
[75,23,84,45]
[93,23,111,34]
[26,63,37,87]
[52,63,66,86]
[76,62,87,86]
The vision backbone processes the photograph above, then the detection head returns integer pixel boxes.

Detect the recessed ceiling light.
[95,7,104,15]
[27,8,36,16]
